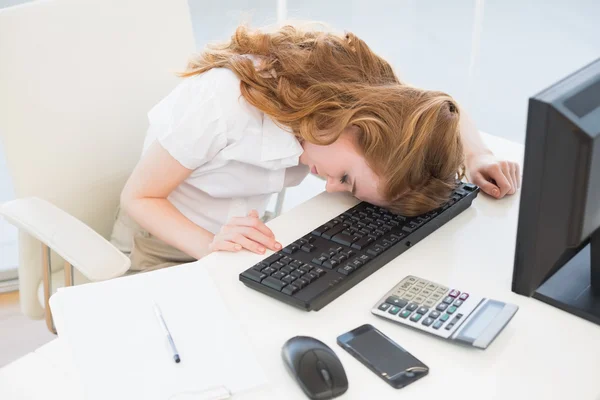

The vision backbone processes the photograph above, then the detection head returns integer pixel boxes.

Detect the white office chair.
[0,0,196,332]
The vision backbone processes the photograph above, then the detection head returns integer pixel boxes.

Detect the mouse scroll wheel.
[317,360,332,387]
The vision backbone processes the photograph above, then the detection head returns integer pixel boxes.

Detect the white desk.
[2,134,600,400]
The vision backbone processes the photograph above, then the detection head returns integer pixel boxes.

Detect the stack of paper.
[52,263,268,400]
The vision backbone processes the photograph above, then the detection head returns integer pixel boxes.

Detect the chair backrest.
[0,0,196,317]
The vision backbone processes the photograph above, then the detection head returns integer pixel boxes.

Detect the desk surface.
[2,133,600,400]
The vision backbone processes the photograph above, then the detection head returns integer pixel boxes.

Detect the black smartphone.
[337,324,429,389]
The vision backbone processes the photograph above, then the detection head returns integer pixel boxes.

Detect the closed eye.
[340,174,349,184]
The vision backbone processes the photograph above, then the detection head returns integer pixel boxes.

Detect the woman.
[112,25,519,271]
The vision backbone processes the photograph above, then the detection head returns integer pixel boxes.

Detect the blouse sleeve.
[146,68,248,170]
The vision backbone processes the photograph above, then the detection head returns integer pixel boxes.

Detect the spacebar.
[331,233,354,246]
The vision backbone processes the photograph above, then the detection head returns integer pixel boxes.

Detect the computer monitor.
[513,58,600,325]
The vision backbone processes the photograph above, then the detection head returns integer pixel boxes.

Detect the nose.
[325,177,344,193]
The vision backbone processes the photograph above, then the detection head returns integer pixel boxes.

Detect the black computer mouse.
[281,336,349,400]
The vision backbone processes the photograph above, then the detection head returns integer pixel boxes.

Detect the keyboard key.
[295,278,309,289]
[417,307,429,315]
[312,256,327,266]
[304,236,316,243]
[291,270,305,278]
[378,303,391,311]
[422,317,434,327]
[454,300,463,307]
[385,296,408,308]
[241,269,266,283]
[280,265,294,275]
[449,289,461,298]
[322,224,349,239]
[301,244,316,253]
[443,296,454,304]
[440,313,450,322]
[429,311,441,319]
[358,255,371,264]
[388,306,401,315]
[282,285,299,295]
[282,275,297,284]
[331,255,348,263]
[323,259,339,269]
[459,293,469,301]
[366,245,385,257]
[406,303,419,312]
[313,268,326,277]
[263,253,282,265]
[280,256,293,265]
[331,233,355,246]
[351,236,374,250]
[432,320,444,330]
[463,183,477,191]
[341,250,355,258]
[447,306,458,314]
[262,277,287,291]
[338,265,355,276]
[312,224,331,236]
[402,225,415,234]
[282,245,299,254]
[251,262,267,271]
[399,310,412,319]
[436,303,449,312]
[290,260,303,269]
[301,263,313,271]
[351,259,363,269]
[380,239,392,248]
[304,272,318,283]
[262,266,276,275]
[410,313,422,322]
[272,271,287,280]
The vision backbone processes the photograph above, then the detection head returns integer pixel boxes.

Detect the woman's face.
[299,129,387,207]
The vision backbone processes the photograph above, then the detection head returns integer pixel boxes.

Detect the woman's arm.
[459,109,521,198]
[120,141,215,259]
[121,142,281,259]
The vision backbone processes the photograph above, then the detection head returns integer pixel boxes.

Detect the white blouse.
[141,67,309,234]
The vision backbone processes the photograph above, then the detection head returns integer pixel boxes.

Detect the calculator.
[371,275,518,349]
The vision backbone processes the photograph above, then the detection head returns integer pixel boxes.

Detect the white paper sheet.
[55,263,268,400]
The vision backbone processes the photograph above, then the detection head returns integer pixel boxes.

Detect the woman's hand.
[208,210,282,254]
[466,151,521,199]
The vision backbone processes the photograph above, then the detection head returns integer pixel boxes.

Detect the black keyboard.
[239,182,480,311]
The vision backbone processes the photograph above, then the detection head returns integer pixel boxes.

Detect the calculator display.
[459,300,503,341]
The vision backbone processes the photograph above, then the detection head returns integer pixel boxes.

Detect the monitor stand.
[534,228,600,325]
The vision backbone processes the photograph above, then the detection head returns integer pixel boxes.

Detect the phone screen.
[347,328,423,377]
[338,324,428,387]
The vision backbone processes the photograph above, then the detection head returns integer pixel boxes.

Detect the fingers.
[227,213,274,238]
[218,225,281,253]
[208,240,242,253]
[489,164,513,197]
[514,163,522,189]
[472,173,501,198]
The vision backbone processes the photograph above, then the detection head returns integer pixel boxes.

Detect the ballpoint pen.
[154,303,181,363]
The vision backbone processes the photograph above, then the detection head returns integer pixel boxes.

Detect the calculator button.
[406,276,418,283]
[415,279,428,287]
[450,315,462,324]
[447,305,458,314]
[423,299,436,308]
[413,295,426,304]
[388,306,401,315]
[409,286,422,294]
[430,293,443,301]
[426,283,438,291]
[440,314,450,322]
[422,317,434,327]
[385,296,408,308]
[420,289,432,297]
[443,296,454,304]
[402,293,416,301]
[399,310,412,319]
[445,323,455,330]
[378,303,391,311]
[395,290,407,298]
[436,303,449,312]
[417,307,429,315]
[449,289,461,298]
[437,286,449,293]
[400,281,413,290]
[410,313,422,322]
[459,293,469,301]
[453,299,463,307]
[428,311,440,319]
[432,320,444,330]
[406,303,419,312]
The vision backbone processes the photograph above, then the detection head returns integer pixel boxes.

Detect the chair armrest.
[0,197,130,281]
